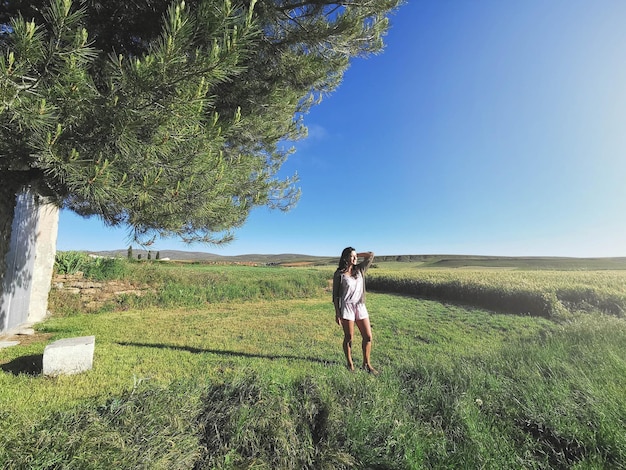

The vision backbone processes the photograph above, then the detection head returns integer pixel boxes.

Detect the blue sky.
[57,0,626,257]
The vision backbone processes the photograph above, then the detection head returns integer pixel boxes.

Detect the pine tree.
[1,0,400,244]
[0,0,402,313]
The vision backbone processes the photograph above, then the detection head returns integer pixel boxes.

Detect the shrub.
[54,251,91,275]
[82,257,129,281]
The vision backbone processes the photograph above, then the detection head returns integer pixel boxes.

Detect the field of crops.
[367,262,626,319]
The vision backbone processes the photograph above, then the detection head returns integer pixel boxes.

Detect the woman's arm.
[357,251,374,273]
[332,270,342,324]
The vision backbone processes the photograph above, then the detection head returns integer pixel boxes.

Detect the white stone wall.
[0,189,58,334]
[28,201,59,324]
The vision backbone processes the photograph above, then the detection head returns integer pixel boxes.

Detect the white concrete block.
[43,336,95,376]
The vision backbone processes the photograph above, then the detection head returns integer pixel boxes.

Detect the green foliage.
[54,251,129,279]
[0,0,402,245]
[48,262,330,314]
[54,250,91,274]
[81,257,129,281]
[123,265,329,308]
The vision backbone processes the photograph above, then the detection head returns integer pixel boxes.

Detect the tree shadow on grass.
[116,342,339,367]
[1,354,43,376]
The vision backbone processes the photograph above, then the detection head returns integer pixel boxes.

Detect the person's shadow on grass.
[116,342,338,366]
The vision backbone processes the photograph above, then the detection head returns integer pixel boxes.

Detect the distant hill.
[91,249,336,265]
[94,249,225,261]
[86,250,626,270]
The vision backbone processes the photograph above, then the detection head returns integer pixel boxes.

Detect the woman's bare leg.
[356,318,377,374]
[341,319,355,370]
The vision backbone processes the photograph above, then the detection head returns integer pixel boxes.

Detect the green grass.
[2,263,626,468]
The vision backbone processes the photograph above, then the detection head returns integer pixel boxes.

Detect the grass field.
[368,263,626,319]
[1,257,625,468]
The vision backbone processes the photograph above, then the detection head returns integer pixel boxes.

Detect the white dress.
[339,271,369,321]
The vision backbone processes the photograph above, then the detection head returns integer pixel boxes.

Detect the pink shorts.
[341,302,369,321]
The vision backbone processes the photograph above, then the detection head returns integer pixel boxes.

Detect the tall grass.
[54,251,132,280]
[3,262,626,468]
[50,257,330,315]
[54,251,92,275]
[368,267,626,318]
[1,382,201,469]
[51,254,626,319]
[149,264,329,307]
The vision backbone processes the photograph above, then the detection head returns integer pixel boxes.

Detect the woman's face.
[349,250,358,266]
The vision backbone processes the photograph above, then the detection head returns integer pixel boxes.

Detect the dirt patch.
[1,331,53,347]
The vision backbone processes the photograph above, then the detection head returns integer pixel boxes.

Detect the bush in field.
[82,257,130,281]
[54,251,91,275]
[55,252,131,280]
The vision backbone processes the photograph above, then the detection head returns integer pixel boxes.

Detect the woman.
[332,247,377,374]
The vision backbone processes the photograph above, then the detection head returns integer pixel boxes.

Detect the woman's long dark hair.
[338,247,358,277]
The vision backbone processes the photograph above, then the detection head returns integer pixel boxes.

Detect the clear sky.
[57,0,626,258]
